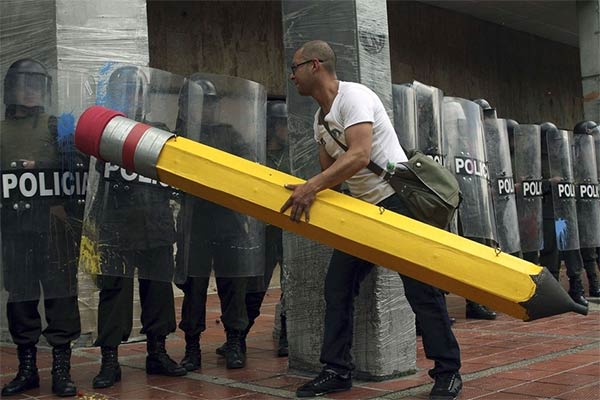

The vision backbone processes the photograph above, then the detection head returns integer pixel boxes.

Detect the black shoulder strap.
[318,109,390,179]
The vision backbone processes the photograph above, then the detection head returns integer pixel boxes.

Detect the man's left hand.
[280,182,317,223]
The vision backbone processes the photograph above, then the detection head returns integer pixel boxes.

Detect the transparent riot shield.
[573,131,600,248]
[413,81,445,166]
[392,83,417,152]
[175,73,266,279]
[542,127,580,251]
[593,125,600,179]
[79,64,184,281]
[483,114,521,254]
[510,124,543,253]
[442,97,496,242]
[1,64,94,301]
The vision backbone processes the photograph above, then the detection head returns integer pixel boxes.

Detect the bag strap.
[318,109,392,180]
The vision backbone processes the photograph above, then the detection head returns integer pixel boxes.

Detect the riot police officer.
[573,120,600,298]
[175,76,266,371]
[539,122,588,307]
[88,65,186,389]
[1,59,80,397]
[215,100,290,358]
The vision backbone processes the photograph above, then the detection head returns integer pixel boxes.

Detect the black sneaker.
[296,368,352,398]
[430,372,462,400]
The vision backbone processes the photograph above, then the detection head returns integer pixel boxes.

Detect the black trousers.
[581,247,599,283]
[539,218,584,294]
[177,276,248,336]
[94,247,177,347]
[7,297,80,347]
[319,194,461,378]
[3,232,80,347]
[245,224,285,326]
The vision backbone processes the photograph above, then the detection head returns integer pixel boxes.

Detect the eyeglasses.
[290,59,325,74]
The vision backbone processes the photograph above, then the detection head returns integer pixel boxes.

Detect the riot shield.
[442,97,496,242]
[593,125,600,179]
[1,63,94,301]
[573,131,600,248]
[541,125,580,251]
[413,81,445,166]
[509,124,543,253]
[175,73,266,278]
[392,83,417,152]
[79,64,184,281]
[482,112,521,254]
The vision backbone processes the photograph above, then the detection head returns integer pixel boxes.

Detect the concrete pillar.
[281,0,416,380]
[54,0,150,346]
[577,0,600,122]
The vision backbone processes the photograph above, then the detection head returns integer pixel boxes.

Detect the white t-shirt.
[313,81,407,204]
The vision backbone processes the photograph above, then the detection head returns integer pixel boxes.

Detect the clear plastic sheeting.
[55,0,149,75]
[509,124,544,253]
[541,126,580,251]
[392,84,417,152]
[80,64,187,281]
[482,113,521,254]
[443,97,497,243]
[413,81,445,166]
[572,131,600,248]
[0,1,57,86]
[175,72,267,279]
[1,65,94,302]
[282,0,415,380]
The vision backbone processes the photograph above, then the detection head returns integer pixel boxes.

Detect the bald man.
[280,41,462,400]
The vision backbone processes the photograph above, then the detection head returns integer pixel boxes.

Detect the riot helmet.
[189,75,218,124]
[106,65,148,120]
[3,58,52,116]
[473,98,492,110]
[573,120,598,135]
[473,98,497,119]
[267,100,288,150]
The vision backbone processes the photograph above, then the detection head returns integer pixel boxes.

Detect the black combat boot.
[92,346,121,389]
[466,301,497,320]
[569,278,589,307]
[216,321,252,357]
[224,330,246,369]
[1,345,39,396]
[584,264,600,298]
[277,314,288,357]
[146,336,187,376]
[51,344,77,397]
[179,335,201,371]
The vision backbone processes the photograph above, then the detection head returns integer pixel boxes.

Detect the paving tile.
[555,382,600,400]
[536,371,599,386]
[476,392,539,399]
[250,373,309,389]
[501,381,575,398]
[325,386,388,399]
[464,376,526,392]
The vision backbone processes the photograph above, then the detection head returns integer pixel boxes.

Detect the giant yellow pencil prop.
[75,106,587,321]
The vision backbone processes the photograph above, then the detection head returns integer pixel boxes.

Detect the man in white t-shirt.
[280,40,462,400]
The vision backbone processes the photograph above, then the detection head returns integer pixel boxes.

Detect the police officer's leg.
[2,235,43,397]
[92,274,133,389]
[561,249,588,307]
[138,246,185,377]
[3,301,42,396]
[581,247,600,297]
[540,217,560,280]
[216,276,249,369]
[177,276,209,371]
[43,295,80,397]
[523,251,540,264]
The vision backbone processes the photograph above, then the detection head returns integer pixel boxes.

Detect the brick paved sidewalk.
[1,288,598,400]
